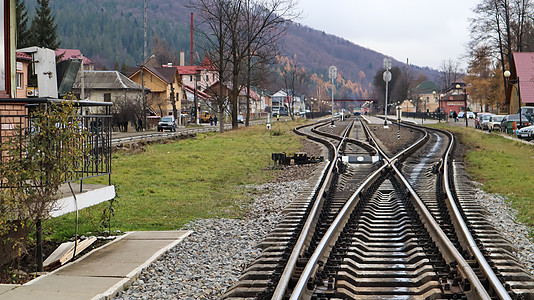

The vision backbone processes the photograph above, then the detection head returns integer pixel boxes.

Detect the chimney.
[180,51,185,66]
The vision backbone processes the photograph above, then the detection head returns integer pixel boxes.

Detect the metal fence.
[403,111,447,121]
[0,109,112,189]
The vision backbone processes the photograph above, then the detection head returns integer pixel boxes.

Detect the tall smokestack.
[180,51,185,66]
[191,13,194,66]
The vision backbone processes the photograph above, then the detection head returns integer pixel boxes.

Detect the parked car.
[466,111,475,119]
[518,106,534,122]
[157,116,176,132]
[479,114,495,130]
[487,115,505,132]
[237,114,244,124]
[475,113,492,129]
[517,125,534,141]
[457,112,465,118]
[500,114,531,134]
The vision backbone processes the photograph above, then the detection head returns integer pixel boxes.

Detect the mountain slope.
[24,0,438,95]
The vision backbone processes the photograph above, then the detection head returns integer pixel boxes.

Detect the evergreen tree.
[16,0,31,48]
[30,0,60,49]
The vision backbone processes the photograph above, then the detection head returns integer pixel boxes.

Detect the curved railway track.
[223,117,534,299]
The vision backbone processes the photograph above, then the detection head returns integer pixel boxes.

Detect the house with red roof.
[55,49,94,71]
[173,55,218,91]
[506,52,534,113]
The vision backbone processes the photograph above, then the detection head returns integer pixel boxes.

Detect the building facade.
[129,66,183,118]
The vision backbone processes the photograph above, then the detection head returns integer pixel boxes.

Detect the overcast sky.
[295,0,480,70]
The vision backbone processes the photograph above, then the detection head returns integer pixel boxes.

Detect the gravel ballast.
[113,180,534,299]
[113,132,534,299]
[114,180,305,299]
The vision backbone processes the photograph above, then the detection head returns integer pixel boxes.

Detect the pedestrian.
[214,116,218,125]
[453,111,458,122]
[276,114,280,121]
[137,118,142,131]
[209,116,213,126]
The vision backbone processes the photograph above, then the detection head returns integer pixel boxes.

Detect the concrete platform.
[0,230,192,300]
[361,115,440,125]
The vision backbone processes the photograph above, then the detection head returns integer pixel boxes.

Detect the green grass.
[45,121,307,241]
[430,124,534,232]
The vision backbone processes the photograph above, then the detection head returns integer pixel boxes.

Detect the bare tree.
[277,55,306,120]
[438,59,461,90]
[470,0,532,104]
[152,34,178,66]
[190,0,299,131]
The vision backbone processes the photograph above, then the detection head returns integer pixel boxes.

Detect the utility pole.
[80,54,85,99]
[141,0,147,130]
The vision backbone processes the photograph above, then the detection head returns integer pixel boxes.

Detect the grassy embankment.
[430,123,534,235]
[46,120,307,241]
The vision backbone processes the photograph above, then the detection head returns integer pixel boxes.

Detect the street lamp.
[433,91,441,123]
[383,57,392,126]
[329,65,337,125]
[504,70,522,130]
[456,84,468,128]
[419,97,424,124]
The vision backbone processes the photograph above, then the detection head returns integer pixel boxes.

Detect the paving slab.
[0,230,192,300]
[0,285,16,295]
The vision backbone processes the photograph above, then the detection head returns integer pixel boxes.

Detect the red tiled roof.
[513,52,534,104]
[171,55,217,75]
[16,52,31,60]
[55,49,93,65]
[175,65,200,75]
[200,55,216,70]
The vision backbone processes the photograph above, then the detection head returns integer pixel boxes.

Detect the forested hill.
[25,0,438,95]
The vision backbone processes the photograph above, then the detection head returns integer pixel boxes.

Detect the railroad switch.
[271,152,324,166]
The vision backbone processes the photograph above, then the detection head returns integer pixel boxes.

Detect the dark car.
[500,114,531,134]
[157,116,176,132]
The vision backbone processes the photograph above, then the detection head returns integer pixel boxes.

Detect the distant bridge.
[331,98,377,103]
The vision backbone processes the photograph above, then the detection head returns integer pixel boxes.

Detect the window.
[206,75,209,81]
[190,75,193,81]
[104,93,111,102]
[212,74,215,81]
[16,72,22,89]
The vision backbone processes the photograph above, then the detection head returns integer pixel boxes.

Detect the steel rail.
[290,121,492,299]
[441,130,511,299]
[289,120,426,300]
[387,120,509,299]
[288,162,388,300]
[388,163,490,300]
[370,121,493,299]
[272,120,355,300]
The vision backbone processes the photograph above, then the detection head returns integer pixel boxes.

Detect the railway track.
[223,117,534,299]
